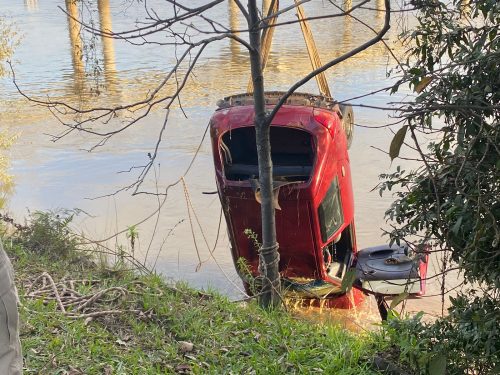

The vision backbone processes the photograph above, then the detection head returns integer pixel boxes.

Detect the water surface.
[1,0,451,319]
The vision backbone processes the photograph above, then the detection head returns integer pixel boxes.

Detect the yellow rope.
[294,0,332,97]
[181,177,250,297]
[181,177,203,269]
[246,0,332,97]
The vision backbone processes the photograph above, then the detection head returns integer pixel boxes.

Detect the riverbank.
[2,212,389,374]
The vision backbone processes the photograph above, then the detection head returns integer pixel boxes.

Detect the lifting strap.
[246,0,332,98]
[294,0,332,98]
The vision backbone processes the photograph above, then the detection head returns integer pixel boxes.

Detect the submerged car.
[209,91,429,313]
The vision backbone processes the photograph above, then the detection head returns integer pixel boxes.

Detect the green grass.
[4,229,383,374]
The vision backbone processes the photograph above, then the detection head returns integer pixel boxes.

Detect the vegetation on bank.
[3,211,387,374]
[379,1,499,374]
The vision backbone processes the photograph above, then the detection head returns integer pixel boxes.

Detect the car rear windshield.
[221,126,314,182]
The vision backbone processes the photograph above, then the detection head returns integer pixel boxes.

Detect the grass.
[2,212,385,374]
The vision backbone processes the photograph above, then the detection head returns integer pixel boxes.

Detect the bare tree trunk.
[247,0,281,308]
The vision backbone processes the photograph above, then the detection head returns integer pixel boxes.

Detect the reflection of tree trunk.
[376,0,384,19]
[25,0,38,11]
[248,0,281,308]
[342,0,353,50]
[65,0,84,91]
[262,0,271,14]
[97,0,117,90]
[228,0,240,56]
[342,9,352,51]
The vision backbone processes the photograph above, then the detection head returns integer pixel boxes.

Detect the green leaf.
[390,292,409,309]
[341,269,357,293]
[428,354,447,375]
[489,29,497,42]
[451,216,463,235]
[409,67,422,75]
[390,83,400,94]
[389,125,408,161]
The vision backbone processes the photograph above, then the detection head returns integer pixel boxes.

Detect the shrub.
[382,291,499,374]
[15,210,80,258]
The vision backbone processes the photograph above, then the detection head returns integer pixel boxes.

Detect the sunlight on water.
[286,295,381,332]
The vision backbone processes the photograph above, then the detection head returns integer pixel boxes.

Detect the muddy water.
[1,0,453,322]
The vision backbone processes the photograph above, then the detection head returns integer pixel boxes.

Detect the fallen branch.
[22,272,150,320]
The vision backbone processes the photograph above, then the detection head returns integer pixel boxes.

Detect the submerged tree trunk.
[247,0,281,308]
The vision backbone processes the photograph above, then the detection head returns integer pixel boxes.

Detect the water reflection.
[64,0,118,97]
[2,1,404,115]
[341,6,353,54]
[291,297,381,332]
[24,0,38,12]
[65,0,85,91]
[97,0,117,90]
[262,0,272,14]
[376,0,385,18]
[228,0,241,56]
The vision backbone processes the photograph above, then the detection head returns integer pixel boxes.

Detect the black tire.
[339,104,354,149]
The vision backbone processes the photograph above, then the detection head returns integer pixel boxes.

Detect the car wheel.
[339,104,354,149]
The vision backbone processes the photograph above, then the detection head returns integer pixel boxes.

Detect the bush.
[380,1,499,372]
[15,210,80,258]
[382,291,499,374]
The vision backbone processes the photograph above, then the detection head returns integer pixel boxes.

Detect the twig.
[66,309,143,319]
[42,272,66,313]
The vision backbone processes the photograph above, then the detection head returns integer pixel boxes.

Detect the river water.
[1,0,451,321]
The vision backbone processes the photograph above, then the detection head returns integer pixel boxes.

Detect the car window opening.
[221,126,315,182]
[324,224,354,280]
[318,176,344,242]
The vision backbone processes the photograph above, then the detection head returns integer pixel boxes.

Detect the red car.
[210,92,428,314]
